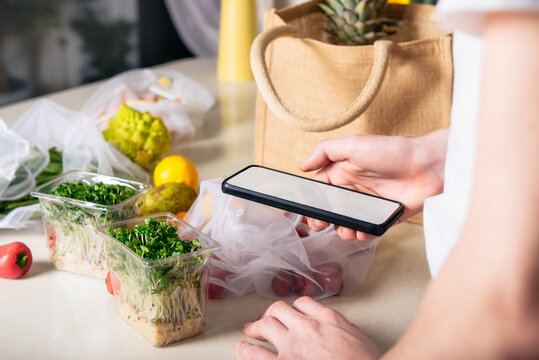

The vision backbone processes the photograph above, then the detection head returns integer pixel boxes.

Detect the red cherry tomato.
[295,225,309,238]
[45,223,56,249]
[208,268,229,299]
[322,261,344,275]
[0,242,32,279]
[272,270,294,297]
[315,267,344,294]
[295,273,318,297]
[105,271,114,295]
[105,271,121,295]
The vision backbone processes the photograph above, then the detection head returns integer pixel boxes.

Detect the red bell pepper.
[0,242,33,279]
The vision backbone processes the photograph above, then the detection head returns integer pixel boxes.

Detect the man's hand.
[300,129,448,241]
[236,297,380,360]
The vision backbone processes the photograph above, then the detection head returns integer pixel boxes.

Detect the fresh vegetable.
[45,223,56,249]
[153,155,199,190]
[0,242,33,279]
[322,261,344,275]
[105,270,120,295]
[315,267,344,294]
[0,147,63,215]
[103,104,171,171]
[51,181,136,205]
[208,268,229,299]
[34,173,146,279]
[106,271,114,294]
[140,182,197,216]
[108,218,202,260]
[105,216,211,346]
[272,270,295,297]
[295,273,318,297]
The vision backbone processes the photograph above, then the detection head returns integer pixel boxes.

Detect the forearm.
[384,12,539,359]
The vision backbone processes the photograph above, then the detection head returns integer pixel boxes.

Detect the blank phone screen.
[226,166,401,225]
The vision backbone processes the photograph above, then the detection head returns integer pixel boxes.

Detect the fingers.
[292,296,328,317]
[263,300,304,328]
[236,341,277,360]
[242,316,288,346]
[306,217,330,231]
[335,226,377,242]
[308,219,377,242]
[299,138,354,173]
[355,230,377,242]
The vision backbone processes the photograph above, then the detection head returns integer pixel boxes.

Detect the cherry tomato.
[45,223,56,249]
[295,225,309,238]
[105,271,114,295]
[0,242,32,279]
[295,273,318,297]
[272,270,294,297]
[208,268,229,299]
[295,217,310,237]
[322,261,343,275]
[315,267,344,294]
[105,271,120,295]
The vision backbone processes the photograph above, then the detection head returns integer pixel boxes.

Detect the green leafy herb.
[0,147,63,215]
[52,181,135,206]
[108,218,202,260]
[105,218,208,340]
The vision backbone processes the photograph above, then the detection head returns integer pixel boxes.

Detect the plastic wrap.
[31,171,150,279]
[99,213,220,346]
[185,179,380,300]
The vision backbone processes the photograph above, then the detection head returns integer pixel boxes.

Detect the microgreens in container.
[98,213,220,346]
[31,170,149,278]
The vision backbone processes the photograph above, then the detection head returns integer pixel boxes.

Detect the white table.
[0,58,431,359]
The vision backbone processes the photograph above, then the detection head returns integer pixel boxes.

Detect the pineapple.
[319,0,399,45]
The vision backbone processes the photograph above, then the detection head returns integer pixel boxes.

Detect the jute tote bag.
[251,1,453,224]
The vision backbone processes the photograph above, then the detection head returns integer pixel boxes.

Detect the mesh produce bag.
[185,178,380,300]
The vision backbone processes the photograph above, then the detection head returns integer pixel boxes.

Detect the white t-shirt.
[423,0,539,277]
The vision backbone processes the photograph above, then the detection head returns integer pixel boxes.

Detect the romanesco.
[103,105,171,171]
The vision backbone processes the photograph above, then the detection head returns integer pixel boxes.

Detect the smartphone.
[222,165,404,236]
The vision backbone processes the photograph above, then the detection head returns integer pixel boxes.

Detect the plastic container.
[31,171,150,279]
[98,213,220,346]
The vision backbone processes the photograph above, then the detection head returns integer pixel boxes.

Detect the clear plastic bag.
[0,119,38,200]
[81,69,215,142]
[0,100,149,229]
[185,179,380,300]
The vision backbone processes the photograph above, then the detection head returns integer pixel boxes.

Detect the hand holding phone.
[222,165,403,236]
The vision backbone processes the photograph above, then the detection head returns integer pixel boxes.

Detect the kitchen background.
[0,0,436,107]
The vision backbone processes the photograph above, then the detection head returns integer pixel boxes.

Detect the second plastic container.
[99,213,220,346]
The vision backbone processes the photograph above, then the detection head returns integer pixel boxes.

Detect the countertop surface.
[0,58,431,359]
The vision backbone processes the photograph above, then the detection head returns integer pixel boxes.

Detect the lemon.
[153,155,199,190]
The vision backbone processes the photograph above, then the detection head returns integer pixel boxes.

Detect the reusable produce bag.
[251,2,453,224]
[0,100,148,229]
[186,179,379,300]
[81,69,215,143]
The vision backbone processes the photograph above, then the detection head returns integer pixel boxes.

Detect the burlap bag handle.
[251,25,393,132]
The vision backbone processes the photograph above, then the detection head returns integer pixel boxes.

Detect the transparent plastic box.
[98,213,220,347]
[31,171,150,279]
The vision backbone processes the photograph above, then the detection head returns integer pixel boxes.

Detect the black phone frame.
[221,165,404,236]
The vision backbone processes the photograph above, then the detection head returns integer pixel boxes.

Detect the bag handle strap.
[250,25,393,132]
